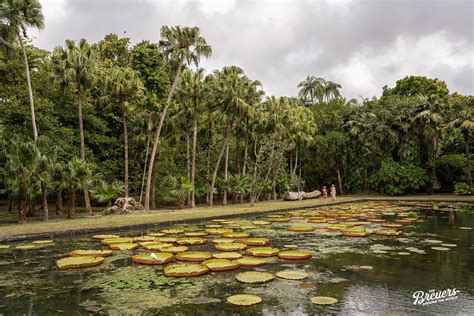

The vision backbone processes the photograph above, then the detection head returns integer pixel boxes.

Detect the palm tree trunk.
[17,184,28,224]
[18,35,38,140]
[76,90,92,213]
[293,145,299,177]
[122,102,129,197]
[144,61,184,209]
[186,133,191,206]
[336,167,343,194]
[205,118,213,205]
[464,131,472,187]
[55,191,63,215]
[240,132,249,203]
[67,187,75,219]
[191,98,198,208]
[222,142,229,205]
[151,162,157,209]
[41,182,48,221]
[209,123,234,206]
[139,113,153,204]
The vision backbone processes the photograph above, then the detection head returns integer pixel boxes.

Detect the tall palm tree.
[297,75,325,105]
[445,96,474,186]
[176,68,206,207]
[144,25,211,210]
[104,66,144,197]
[0,0,44,140]
[323,80,342,102]
[52,38,97,213]
[414,94,445,159]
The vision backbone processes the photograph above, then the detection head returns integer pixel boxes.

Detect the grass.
[0,194,473,241]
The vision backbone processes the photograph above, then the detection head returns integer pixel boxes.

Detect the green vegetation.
[0,1,473,226]
[454,182,472,196]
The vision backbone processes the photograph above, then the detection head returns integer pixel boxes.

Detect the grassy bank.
[0,194,473,242]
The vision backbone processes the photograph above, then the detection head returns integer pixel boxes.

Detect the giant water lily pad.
[342,229,369,237]
[212,238,236,244]
[16,245,35,250]
[215,243,247,251]
[382,223,403,228]
[227,294,262,306]
[223,232,250,238]
[164,263,209,277]
[176,237,207,245]
[157,237,178,243]
[56,256,104,270]
[241,238,270,246]
[423,239,443,244]
[206,228,233,235]
[252,221,271,226]
[277,250,312,260]
[160,246,189,254]
[202,259,240,271]
[101,237,133,245]
[32,240,54,244]
[235,257,268,267]
[161,229,184,235]
[109,243,139,251]
[235,271,274,284]
[176,251,213,262]
[288,226,314,232]
[143,242,174,251]
[69,250,113,257]
[147,233,166,237]
[271,217,291,222]
[212,252,242,259]
[132,253,173,265]
[132,236,157,242]
[92,234,120,240]
[311,296,338,305]
[184,231,208,237]
[441,243,457,247]
[459,227,472,230]
[0,245,10,250]
[276,270,309,280]
[431,246,451,251]
[373,229,402,237]
[247,247,279,257]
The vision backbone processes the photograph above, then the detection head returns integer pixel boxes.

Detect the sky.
[29,0,474,100]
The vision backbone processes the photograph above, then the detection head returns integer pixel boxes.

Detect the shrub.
[453,182,472,196]
[370,158,428,195]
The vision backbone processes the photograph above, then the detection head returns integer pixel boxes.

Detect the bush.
[453,182,472,196]
[370,158,428,195]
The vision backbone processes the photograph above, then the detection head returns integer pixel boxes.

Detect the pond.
[0,201,473,315]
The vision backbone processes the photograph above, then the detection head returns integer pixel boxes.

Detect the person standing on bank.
[322,186,328,199]
[330,184,336,200]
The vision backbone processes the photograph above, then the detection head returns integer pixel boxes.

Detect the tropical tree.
[0,0,44,140]
[66,158,92,218]
[444,96,474,186]
[103,66,144,197]
[144,25,211,210]
[90,179,124,207]
[52,38,97,213]
[297,75,325,105]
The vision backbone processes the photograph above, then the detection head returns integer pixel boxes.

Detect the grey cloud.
[32,0,473,98]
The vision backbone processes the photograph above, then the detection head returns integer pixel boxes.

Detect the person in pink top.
[322,186,328,199]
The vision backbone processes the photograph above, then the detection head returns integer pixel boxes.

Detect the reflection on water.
[0,202,473,315]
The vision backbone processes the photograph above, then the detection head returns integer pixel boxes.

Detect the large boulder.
[282,190,321,201]
[103,197,144,215]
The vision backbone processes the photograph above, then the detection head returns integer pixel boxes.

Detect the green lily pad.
[15,245,36,250]
[235,257,268,267]
[92,234,120,240]
[227,294,262,306]
[277,250,312,260]
[202,259,240,271]
[246,247,279,257]
[215,243,247,251]
[241,238,270,246]
[212,252,242,259]
[176,237,208,245]
[69,250,113,257]
[32,240,54,244]
[276,270,309,280]
[132,253,173,265]
[164,263,209,277]
[56,256,104,270]
[235,271,274,284]
[109,243,139,251]
[311,296,338,305]
[176,251,213,262]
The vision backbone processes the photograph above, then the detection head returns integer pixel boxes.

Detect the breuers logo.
[413,288,460,306]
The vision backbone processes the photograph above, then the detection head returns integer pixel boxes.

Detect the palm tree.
[104,66,144,197]
[0,0,44,140]
[297,75,325,105]
[90,180,124,207]
[144,25,211,210]
[323,80,342,102]
[52,38,96,213]
[445,96,474,186]
[66,158,92,218]
[176,68,206,208]
[414,94,445,159]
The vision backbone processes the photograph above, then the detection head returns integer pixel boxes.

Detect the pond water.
[0,201,473,315]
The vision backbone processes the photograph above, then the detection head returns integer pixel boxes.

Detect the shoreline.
[0,194,473,243]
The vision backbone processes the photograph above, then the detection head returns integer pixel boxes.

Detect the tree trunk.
[292,145,299,177]
[151,161,157,209]
[8,197,13,214]
[68,187,75,219]
[122,101,129,197]
[272,173,277,200]
[205,118,213,205]
[140,113,153,204]
[464,131,472,187]
[209,123,234,206]
[336,167,343,194]
[240,132,249,203]
[222,142,229,205]
[76,89,92,213]
[41,182,48,221]
[17,184,28,224]
[55,191,63,215]
[186,133,191,206]
[191,98,198,208]
[144,60,184,209]
[18,35,38,140]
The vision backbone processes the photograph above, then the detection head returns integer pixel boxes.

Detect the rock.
[103,197,144,215]
[282,190,321,201]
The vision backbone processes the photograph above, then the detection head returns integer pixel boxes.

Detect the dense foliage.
[0,1,472,223]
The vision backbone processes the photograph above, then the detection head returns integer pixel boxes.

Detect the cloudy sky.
[30,0,473,99]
